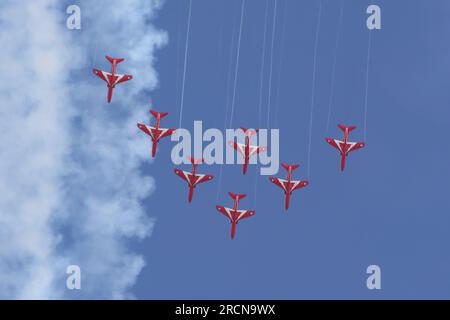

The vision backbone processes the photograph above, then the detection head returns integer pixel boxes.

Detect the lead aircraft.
[216,193,255,240]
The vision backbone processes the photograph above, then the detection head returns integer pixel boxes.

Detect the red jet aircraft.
[326,124,365,171]
[229,128,266,175]
[93,55,133,103]
[269,163,309,210]
[174,156,214,203]
[216,192,255,240]
[137,110,176,158]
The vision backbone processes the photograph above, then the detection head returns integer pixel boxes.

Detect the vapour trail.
[306,0,322,179]
[273,0,289,127]
[266,0,279,128]
[363,31,372,141]
[216,2,240,200]
[227,0,246,128]
[178,0,193,128]
[253,0,270,206]
[325,2,344,134]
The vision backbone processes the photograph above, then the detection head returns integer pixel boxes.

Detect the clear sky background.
[130,0,450,299]
[2,0,450,300]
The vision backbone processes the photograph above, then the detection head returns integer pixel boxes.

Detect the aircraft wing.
[229,141,246,156]
[175,170,213,187]
[291,180,309,191]
[346,141,365,154]
[269,177,288,192]
[192,174,213,186]
[236,209,255,222]
[115,73,133,85]
[160,128,176,138]
[174,169,189,183]
[216,205,233,220]
[249,145,266,157]
[137,123,154,138]
[325,138,344,153]
[93,68,109,83]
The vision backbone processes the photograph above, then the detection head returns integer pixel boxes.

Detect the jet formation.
[93,55,366,240]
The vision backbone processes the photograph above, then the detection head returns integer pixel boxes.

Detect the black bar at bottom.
[0,300,444,318]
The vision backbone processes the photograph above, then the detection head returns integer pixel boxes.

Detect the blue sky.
[2,0,450,299]
[133,0,450,299]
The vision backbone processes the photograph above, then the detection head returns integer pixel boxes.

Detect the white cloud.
[0,0,167,299]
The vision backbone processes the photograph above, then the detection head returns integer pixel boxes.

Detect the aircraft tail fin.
[240,127,258,136]
[228,192,247,201]
[281,163,300,172]
[105,55,125,64]
[338,124,356,133]
[187,156,204,165]
[150,110,169,119]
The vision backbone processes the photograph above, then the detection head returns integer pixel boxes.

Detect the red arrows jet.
[269,163,309,210]
[93,55,133,103]
[174,156,214,203]
[229,128,266,175]
[326,124,365,171]
[216,192,255,240]
[137,110,176,158]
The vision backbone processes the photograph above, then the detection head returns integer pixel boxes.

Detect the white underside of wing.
[236,143,246,156]
[236,209,248,221]
[276,178,288,192]
[222,207,233,220]
[101,71,126,86]
[290,180,303,190]
[346,142,358,152]
[141,125,170,140]
[248,145,260,157]
[236,143,261,157]
[334,139,344,153]
[186,172,206,187]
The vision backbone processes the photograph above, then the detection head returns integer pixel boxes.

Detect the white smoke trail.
[0,0,167,299]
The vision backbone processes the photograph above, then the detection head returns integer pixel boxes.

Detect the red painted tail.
[228,192,246,201]
[105,55,124,64]
[240,127,258,136]
[281,163,300,172]
[187,156,204,165]
[150,110,169,119]
[338,124,356,132]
